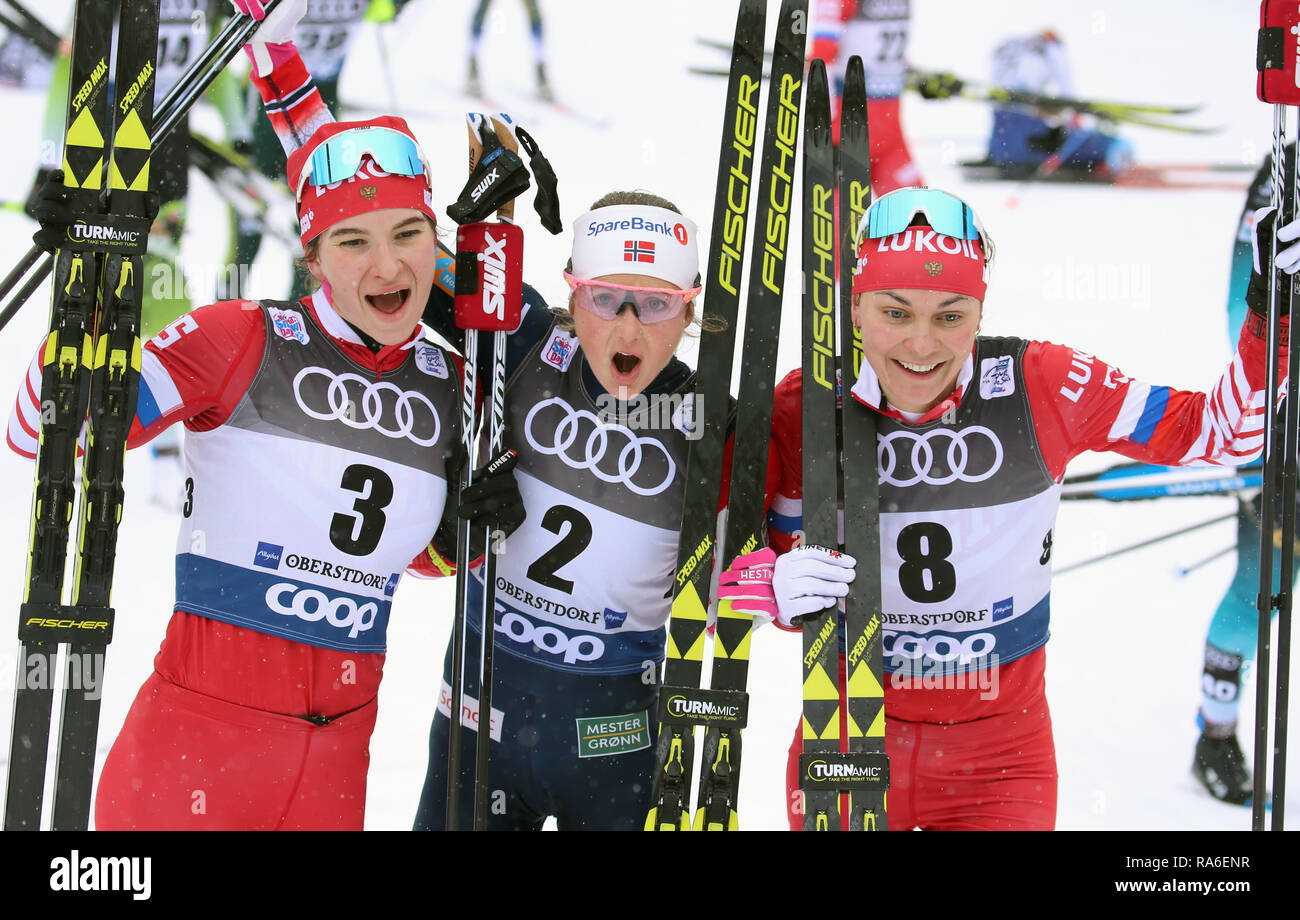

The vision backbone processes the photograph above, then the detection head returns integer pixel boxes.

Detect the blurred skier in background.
[466,0,552,102]
[1189,141,1296,807]
[981,29,1133,177]
[810,0,922,193]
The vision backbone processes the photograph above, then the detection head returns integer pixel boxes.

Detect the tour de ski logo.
[413,341,449,378]
[977,356,1019,397]
[270,308,310,345]
[292,366,442,447]
[524,396,676,497]
[980,355,1016,399]
[543,331,577,371]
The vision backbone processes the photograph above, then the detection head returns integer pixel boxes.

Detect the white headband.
[569,204,699,290]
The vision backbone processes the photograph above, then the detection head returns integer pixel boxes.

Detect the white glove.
[771,545,857,628]
[231,0,308,77]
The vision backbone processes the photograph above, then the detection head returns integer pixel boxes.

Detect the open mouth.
[894,358,942,377]
[612,352,642,377]
[365,288,410,316]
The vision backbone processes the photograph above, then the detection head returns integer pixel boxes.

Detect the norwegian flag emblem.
[623,240,656,263]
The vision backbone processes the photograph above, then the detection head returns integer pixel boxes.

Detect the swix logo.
[470,167,500,202]
[665,695,741,719]
[479,231,509,321]
[67,222,141,246]
[806,760,883,781]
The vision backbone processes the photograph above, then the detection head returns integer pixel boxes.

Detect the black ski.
[692,0,809,832]
[836,56,888,831]
[794,55,888,831]
[795,57,842,830]
[5,0,160,831]
[645,0,766,832]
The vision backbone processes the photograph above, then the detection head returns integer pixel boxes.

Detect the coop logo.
[265,583,378,639]
[884,630,996,666]
[499,611,604,664]
[664,696,741,720]
[67,222,142,247]
[805,760,883,782]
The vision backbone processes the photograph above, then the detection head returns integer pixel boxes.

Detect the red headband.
[287,116,437,249]
[852,229,987,301]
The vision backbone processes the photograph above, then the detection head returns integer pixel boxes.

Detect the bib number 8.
[897,522,956,603]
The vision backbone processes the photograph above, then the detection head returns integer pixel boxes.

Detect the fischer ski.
[794,55,888,831]
[835,56,888,831]
[646,0,766,832]
[795,57,842,830]
[5,0,161,831]
[692,0,809,832]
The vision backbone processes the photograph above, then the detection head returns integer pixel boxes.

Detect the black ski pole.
[1177,544,1237,578]
[1253,0,1298,829]
[1054,511,1238,575]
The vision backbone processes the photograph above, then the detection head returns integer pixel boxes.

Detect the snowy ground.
[0,0,1293,831]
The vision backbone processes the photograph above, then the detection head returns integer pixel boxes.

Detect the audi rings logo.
[524,396,675,496]
[877,426,1003,487]
[265,583,379,639]
[293,366,441,447]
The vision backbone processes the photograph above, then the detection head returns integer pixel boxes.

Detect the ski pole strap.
[515,126,562,235]
[18,603,115,647]
[447,115,530,226]
[1258,1,1300,104]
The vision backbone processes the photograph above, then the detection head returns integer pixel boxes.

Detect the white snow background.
[0,0,1293,830]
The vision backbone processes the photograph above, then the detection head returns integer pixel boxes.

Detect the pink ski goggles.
[563,272,701,324]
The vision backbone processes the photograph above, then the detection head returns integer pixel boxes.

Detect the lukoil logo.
[265,583,378,638]
[499,611,604,664]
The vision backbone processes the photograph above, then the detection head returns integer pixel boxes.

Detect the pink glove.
[717,548,779,619]
[230,0,307,77]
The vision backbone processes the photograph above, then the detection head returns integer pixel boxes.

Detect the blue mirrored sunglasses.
[859,186,985,243]
[295,126,429,203]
